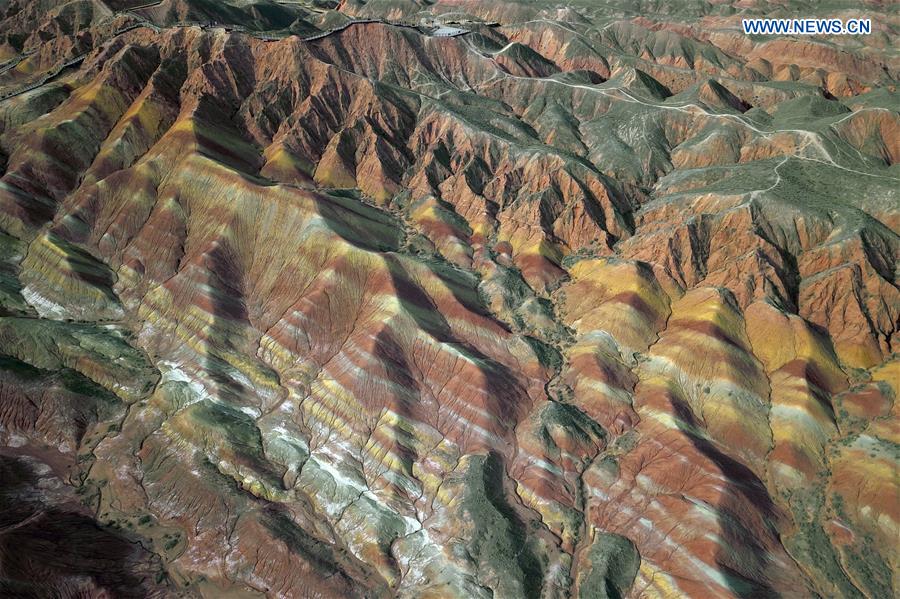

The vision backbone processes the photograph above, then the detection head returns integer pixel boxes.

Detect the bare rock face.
[0,0,896,597]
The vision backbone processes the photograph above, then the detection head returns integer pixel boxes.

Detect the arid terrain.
[0,0,897,597]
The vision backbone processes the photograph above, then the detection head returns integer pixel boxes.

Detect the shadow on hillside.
[670,396,779,598]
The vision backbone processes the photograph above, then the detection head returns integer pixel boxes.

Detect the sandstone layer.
[0,0,897,598]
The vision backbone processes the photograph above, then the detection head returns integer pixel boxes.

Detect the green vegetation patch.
[784,487,863,598]
[577,532,640,599]
[0,230,30,315]
[0,317,158,401]
[459,453,545,598]
[772,94,849,128]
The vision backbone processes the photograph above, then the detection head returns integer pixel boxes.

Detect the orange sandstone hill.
[0,0,897,597]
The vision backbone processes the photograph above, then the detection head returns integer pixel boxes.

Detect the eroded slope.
[0,1,897,597]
